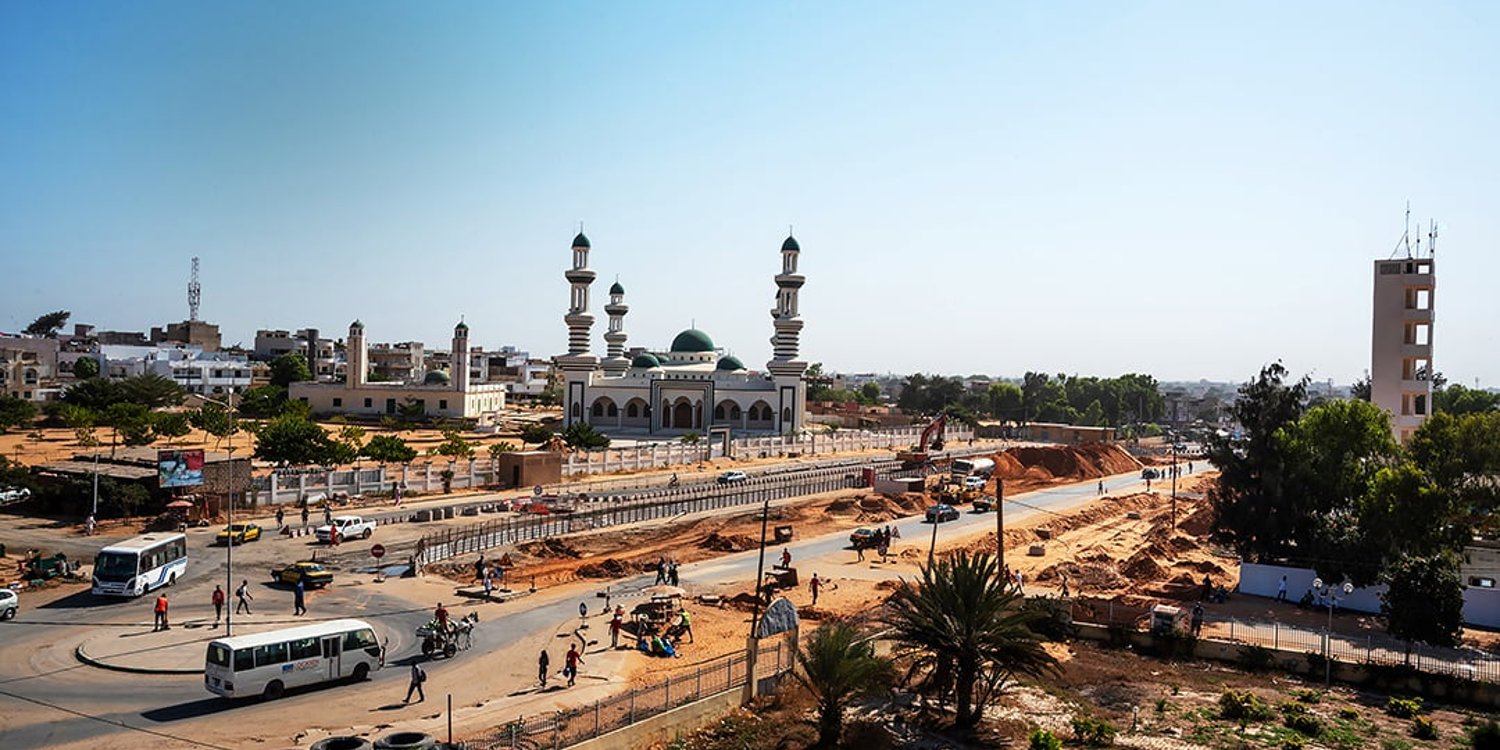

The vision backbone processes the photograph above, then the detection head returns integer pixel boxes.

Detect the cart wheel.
[443,642,457,659]
[421,639,435,657]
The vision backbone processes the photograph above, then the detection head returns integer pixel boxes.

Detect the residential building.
[0,334,62,401]
[1371,254,1436,443]
[368,341,425,383]
[151,319,221,352]
[95,344,252,395]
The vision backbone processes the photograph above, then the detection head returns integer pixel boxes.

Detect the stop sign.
[370,543,386,559]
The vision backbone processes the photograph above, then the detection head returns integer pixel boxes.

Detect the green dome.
[781,236,800,253]
[670,329,715,353]
[609,281,625,295]
[424,370,451,385]
[572,232,591,248]
[454,321,468,331]
[350,319,364,329]
[631,353,661,369]
[716,355,745,371]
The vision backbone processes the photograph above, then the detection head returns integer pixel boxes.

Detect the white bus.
[91,532,188,597]
[204,619,383,700]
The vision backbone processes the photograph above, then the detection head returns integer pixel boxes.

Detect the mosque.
[555,231,809,436]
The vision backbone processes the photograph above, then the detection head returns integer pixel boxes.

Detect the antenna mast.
[188,257,201,322]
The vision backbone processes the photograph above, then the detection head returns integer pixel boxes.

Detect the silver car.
[0,588,18,620]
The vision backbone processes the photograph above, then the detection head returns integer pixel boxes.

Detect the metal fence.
[464,641,793,750]
[1073,599,1500,684]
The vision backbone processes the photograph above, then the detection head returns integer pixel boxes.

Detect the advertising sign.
[158,449,205,488]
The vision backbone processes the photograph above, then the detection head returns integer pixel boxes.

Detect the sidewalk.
[75,616,290,674]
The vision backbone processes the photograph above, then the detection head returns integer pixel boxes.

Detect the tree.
[883,551,1058,730]
[23,310,70,338]
[987,382,1023,420]
[190,402,240,448]
[1350,373,1371,402]
[1380,553,1464,656]
[1408,411,1500,536]
[237,385,291,419]
[520,423,554,445]
[337,425,367,456]
[252,414,336,466]
[363,434,417,466]
[71,357,99,379]
[268,352,312,388]
[62,378,127,411]
[680,431,701,445]
[0,394,38,434]
[1434,383,1500,415]
[151,411,193,445]
[102,402,156,451]
[1081,399,1105,427]
[435,429,475,461]
[794,620,893,748]
[1208,363,1309,562]
[859,382,883,405]
[561,422,610,450]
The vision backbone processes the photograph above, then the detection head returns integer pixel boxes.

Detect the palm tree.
[883,551,1057,730]
[795,620,892,748]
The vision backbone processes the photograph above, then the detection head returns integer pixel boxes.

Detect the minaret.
[556,232,599,426]
[602,280,631,375]
[452,320,470,392]
[767,234,808,433]
[346,320,367,387]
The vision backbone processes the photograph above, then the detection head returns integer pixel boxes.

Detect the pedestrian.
[878,537,890,563]
[668,561,680,587]
[1188,462,1193,473]
[1201,574,1213,601]
[300,505,310,528]
[855,543,865,562]
[473,556,486,583]
[1060,573,1070,599]
[564,644,584,686]
[85,514,96,536]
[654,557,667,585]
[1097,480,1104,495]
[275,507,285,529]
[235,579,253,614]
[609,613,622,649]
[404,662,426,703]
[323,505,332,526]
[1015,570,1025,594]
[538,650,550,686]
[211,585,225,624]
[779,548,792,569]
[153,593,169,631]
[393,483,403,507]
[293,577,307,616]
[678,609,694,643]
[1190,602,1204,636]
[483,567,494,598]
[329,524,341,547]
[1277,575,1288,602]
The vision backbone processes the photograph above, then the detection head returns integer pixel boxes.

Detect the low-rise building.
[368,341,424,383]
[95,344,252,396]
[0,334,62,401]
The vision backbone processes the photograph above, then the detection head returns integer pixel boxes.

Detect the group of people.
[653,557,681,586]
[474,556,506,597]
[536,643,586,688]
[854,526,899,562]
[1001,564,1026,594]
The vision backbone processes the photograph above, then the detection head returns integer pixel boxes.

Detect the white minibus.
[204,619,383,700]
[91,532,188,597]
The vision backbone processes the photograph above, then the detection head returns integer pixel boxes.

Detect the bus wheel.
[263,680,285,700]
[352,663,370,681]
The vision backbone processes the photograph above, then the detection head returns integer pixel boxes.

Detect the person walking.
[677,609,694,643]
[300,505,310,528]
[855,543,865,563]
[404,662,426,703]
[85,514,96,536]
[609,612,622,649]
[211,585,225,625]
[1276,575,1288,602]
[1097,480,1104,495]
[1060,573,1070,599]
[323,505,333,526]
[564,644,583,686]
[235,579,253,614]
[779,548,792,569]
[275,507,285,529]
[293,577,307,616]
[329,524,341,547]
[537,650,550,687]
[1190,602,1204,636]
[809,573,821,606]
[153,593,169,631]
[1201,574,1213,602]
[878,537,890,564]
[668,561,680,587]
[473,556,486,583]
[483,567,494,598]
[654,557,667,585]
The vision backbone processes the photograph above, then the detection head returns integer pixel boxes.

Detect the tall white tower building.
[451,320,471,393]
[1371,248,1436,443]
[767,234,808,433]
[601,280,630,376]
[557,232,598,426]
[345,320,367,387]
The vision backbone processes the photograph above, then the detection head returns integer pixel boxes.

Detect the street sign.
[370,543,386,559]
[533,484,543,496]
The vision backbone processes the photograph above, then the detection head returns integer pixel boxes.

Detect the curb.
[75,641,204,676]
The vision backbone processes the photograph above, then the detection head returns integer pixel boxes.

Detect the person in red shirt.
[564,644,584,686]
[153,594,169,631]
[434,603,450,632]
[329,524,341,547]
[609,613,623,649]
[211,585,225,624]
[809,574,821,606]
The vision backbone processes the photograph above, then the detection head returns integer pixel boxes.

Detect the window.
[714,405,725,420]
[344,628,379,650]
[288,637,321,660]
[254,642,289,668]
[233,648,254,672]
[364,398,372,408]
[439,400,448,410]
[1471,577,1496,589]
[333,398,342,408]
[627,403,639,418]
[207,643,231,668]
[592,402,604,417]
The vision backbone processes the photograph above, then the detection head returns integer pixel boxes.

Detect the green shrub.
[1028,728,1062,750]
[1336,706,1360,720]
[1410,716,1438,740]
[1471,719,1500,750]
[1154,697,1168,713]
[1070,716,1116,746]
[1291,688,1322,704]
[1238,643,1275,671]
[1282,740,1305,750]
[1282,709,1323,737]
[1219,689,1273,722]
[1384,696,1423,719]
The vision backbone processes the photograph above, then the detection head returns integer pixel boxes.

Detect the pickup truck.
[316,516,376,543]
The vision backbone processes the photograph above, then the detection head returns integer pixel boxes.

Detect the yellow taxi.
[271,561,334,588]
[215,523,262,546]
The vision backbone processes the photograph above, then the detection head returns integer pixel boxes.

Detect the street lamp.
[201,394,239,636]
[1311,577,1354,685]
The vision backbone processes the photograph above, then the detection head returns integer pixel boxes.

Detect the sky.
[3,1,1497,387]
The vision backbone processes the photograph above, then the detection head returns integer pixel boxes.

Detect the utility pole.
[747,496,771,638]
[995,478,1005,570]
[1170,441,1178,529]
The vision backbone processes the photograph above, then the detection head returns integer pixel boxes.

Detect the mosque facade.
[555,232,809,436]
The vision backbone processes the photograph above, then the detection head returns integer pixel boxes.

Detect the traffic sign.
[370,543,386,559]
[533,484,543,496]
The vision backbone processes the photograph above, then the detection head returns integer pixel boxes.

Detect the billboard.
[158,449,205,488]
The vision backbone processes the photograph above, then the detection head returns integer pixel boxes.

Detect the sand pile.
[1004,443,1141,482]
[576,558,636,578]
[1119,548,1166,580]
[992,451,1029,480]
[517,538,581,559]
[699,532,758,553]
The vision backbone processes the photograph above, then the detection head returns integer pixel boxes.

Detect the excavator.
[895,414,947,469]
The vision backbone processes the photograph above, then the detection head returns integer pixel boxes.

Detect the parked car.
[925,504,960,523]
[215,523,262,546]
[717,471,749,485]
[849,528,880,550]
[0,588,17,620]
[971,496,995,513]
[962,475,987,490]
[316,516,376,543]
[271,561,334,588]
[0,486,31,505]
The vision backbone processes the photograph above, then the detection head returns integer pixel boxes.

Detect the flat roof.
[207,619,375,650]
[38,461,156,480]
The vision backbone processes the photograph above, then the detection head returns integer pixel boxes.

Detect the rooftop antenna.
[1428,220,1438,257]
[1388,203,1413,260]
[188,257,201,321]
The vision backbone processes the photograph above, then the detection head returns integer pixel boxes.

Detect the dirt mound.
[1024,466,1054,481]
[825,497,859,513]
[1177,504,1215,537]
[576,558,634,578]
[1003,443,1141,483]
[699,532,758,553]
[797,607,832,621]
[726,592,762,611]
[1119,549,1165,580]
[517,538,580,559]
[1038,562,1126,591]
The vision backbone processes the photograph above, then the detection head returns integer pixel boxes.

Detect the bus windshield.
[94,552,138,581]
[207,643,231,669]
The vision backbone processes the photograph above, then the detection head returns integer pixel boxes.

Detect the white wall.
[1240,561,1500,629]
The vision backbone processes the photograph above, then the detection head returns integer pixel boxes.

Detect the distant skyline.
[3,2,1497,387]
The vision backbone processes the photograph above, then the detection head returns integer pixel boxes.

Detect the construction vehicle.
[930,480,982,505]
[896,415,947,469]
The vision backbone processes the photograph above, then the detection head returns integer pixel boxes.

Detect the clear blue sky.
[3,1,1497,386]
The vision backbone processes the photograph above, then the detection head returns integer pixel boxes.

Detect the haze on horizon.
[2,2,1497,388]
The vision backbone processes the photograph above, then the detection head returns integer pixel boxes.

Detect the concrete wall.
[567,690,742,750]
[1240,561,1500,629]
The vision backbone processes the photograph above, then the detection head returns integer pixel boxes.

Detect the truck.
[950,457,996,480]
